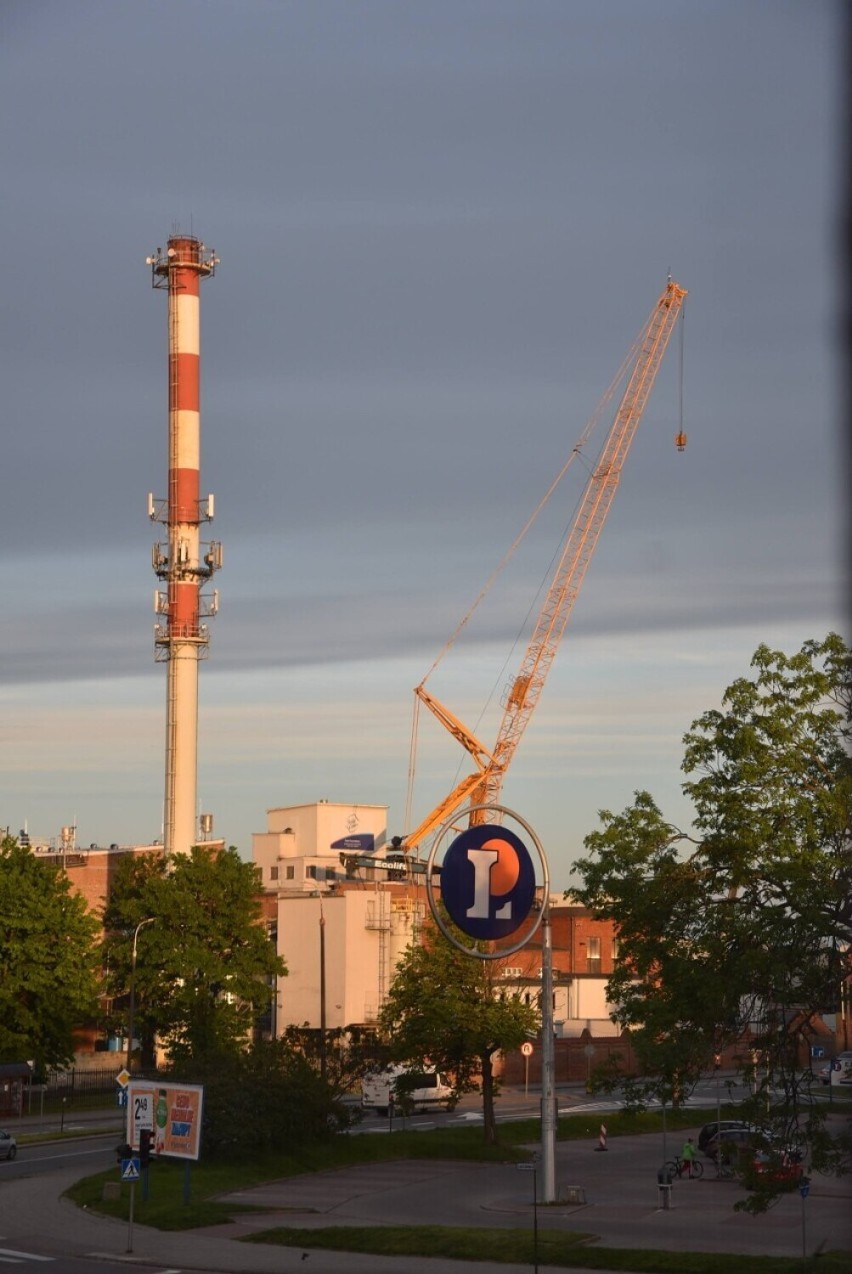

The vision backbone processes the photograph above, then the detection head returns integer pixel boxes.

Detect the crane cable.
[416,327,645,691]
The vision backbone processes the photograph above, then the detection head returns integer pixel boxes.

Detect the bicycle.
[663,1155,704,1180]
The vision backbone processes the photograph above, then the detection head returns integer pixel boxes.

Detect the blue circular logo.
[440,823,536,940]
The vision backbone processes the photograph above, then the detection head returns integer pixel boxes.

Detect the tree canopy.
[571,634,851,1206]
[378,916,538,1143]
[0,835,101,1070]
[102,845,285,1065]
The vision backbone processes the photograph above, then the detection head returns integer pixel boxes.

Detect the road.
[0,1248,167,1274]
[0,1132,118,1182]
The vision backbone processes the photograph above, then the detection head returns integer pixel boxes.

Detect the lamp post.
[126,918,155,1072]
[319,909,327,1084]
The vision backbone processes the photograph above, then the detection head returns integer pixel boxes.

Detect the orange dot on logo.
[482,838,520,896]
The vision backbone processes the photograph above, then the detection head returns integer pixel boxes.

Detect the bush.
[169,1039,348,1157]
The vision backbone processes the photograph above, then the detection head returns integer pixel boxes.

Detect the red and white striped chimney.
[146,235,221,856]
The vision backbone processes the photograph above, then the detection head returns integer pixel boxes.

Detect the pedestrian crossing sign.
[120,1157,141,1182]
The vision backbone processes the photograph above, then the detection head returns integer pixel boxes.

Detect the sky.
[0,0,846,889]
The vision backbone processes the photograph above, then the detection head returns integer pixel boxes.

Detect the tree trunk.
[481,1051,497,1144]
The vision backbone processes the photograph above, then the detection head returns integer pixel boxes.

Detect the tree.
[102,846,285,1065]
[280,1023,387,1111]
[378,917,538,1144]
[171,1037,347,1156]
[571,634,852,1207]
[0,835,100,1070]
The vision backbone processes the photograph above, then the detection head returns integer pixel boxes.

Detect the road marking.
[0,1248,54,1262]
[8,1147,111,1165]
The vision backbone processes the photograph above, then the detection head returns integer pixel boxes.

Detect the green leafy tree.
[0,835,100,1070]
[171,1037,346,1156]
[102,846,285,1065]
[571,634,852,1208]
[379,918,538,1144]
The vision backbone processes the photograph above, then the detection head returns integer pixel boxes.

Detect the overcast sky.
[1,0,846,888]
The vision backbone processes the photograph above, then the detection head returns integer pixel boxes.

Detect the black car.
[697,1120,752,1153]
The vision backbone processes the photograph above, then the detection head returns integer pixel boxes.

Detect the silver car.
[818,1050,852,1085]
[0,1130,17,1160]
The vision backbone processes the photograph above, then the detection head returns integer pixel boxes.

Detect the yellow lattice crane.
[399,277,688,855]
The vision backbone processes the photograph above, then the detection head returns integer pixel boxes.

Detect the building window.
[285,865,295,880]
[307,865,317,879]
[270,866,279,881]
[587,935,601,974]
[612,937,619,963]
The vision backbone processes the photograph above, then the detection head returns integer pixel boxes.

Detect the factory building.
[251,800,389,893]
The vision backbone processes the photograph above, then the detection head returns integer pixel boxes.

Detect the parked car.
[0,1130,17,1161]
[697,1120,753,1153]
[703,1125,769,1163]
[817,1050,852,1085]
[751,1148,804,1184]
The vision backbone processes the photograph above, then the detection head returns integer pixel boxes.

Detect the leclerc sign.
[426,805,548,958]
[441,823,536,941]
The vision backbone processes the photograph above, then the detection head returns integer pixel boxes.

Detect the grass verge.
[245,1225,850,1273]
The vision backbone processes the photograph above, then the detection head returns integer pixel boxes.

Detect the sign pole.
[540,900,556,1203]
[425,803,551,1198]
[532,1158,539,1274]
[126,1181,135,1253]
[521,1040,533,1098]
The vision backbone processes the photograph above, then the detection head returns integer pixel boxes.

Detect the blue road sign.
[120,1157,141,1182]
[440,823,536,940]
[116,1089,128,1108]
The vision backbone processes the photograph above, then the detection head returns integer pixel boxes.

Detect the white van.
[361,1066,453,1114]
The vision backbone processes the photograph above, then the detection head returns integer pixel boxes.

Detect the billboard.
[126,1080,204,1161]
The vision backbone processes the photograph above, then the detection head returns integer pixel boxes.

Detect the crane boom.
[402,278,687,853]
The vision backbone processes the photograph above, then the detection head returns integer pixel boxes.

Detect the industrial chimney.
[146,235,222,856]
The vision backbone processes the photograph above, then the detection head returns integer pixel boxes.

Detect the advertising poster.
[126,1080,204,1161]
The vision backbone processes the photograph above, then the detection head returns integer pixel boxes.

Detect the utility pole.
[319,908,327,1083]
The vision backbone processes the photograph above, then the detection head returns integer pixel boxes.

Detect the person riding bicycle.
[682,1137,697,1178]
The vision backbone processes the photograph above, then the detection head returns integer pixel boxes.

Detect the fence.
[20,1066,133,1118]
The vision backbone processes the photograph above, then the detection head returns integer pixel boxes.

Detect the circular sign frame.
[425,804,549,959]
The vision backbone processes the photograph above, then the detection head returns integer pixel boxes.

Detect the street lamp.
[126,918,155,1072]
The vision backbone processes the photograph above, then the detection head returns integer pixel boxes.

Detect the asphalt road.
[0,1132,118,1182]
